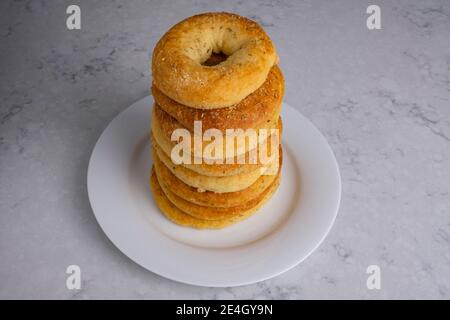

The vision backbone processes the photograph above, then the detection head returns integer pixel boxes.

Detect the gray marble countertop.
[1,0,449,299]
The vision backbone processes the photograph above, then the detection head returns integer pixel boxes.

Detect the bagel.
[151,107,282,177]
[150,167,280,229]
[152,12,278,109]
[153,143,282,208]
[157,171,279,220]
[152,143,277,193]
[152,65,284,132]
[151,104,280,165]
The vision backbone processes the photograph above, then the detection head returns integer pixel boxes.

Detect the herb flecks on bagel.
[152,12,278,109]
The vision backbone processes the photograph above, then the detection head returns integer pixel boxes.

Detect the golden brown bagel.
[150,167,280,229]
[152,65,284,132]
[151,104,281,167]
[157,171,279,220]
[151,109,282,177]
[153,144,282,208]
[152,143,278,193]
[152,12,278,109]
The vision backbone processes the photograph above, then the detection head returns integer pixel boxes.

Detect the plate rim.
[87,96,341,287]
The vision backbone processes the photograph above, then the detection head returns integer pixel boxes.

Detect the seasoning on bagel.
[152,12,278,109]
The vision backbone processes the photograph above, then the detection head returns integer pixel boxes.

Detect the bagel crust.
[151,103,281,164]
[151,112,282,177]
[152,65,284,132]
[152,12,278,109]
[153,143,282,208]
[150,167,280,229]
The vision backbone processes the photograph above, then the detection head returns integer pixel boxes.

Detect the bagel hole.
[202,52,229,66]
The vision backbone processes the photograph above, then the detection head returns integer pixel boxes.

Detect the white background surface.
[1,0,449,299]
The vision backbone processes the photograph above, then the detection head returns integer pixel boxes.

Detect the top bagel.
[152,12,278,109]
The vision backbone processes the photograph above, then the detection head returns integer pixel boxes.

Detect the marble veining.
[0,0,449,299]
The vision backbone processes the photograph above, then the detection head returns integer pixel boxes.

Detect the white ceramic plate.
[87,96,341,287]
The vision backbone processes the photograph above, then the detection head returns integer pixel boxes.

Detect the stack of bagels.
[150,12,284,229]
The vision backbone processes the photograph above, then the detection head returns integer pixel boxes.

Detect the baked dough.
[152,65,284,132]
[152,12,278,109]
[153,143,282,208]
[151,108,282,177]
[151,104,281,166]
[152,143,278,193]
[150,168,280,229]
[157,171,279,220]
